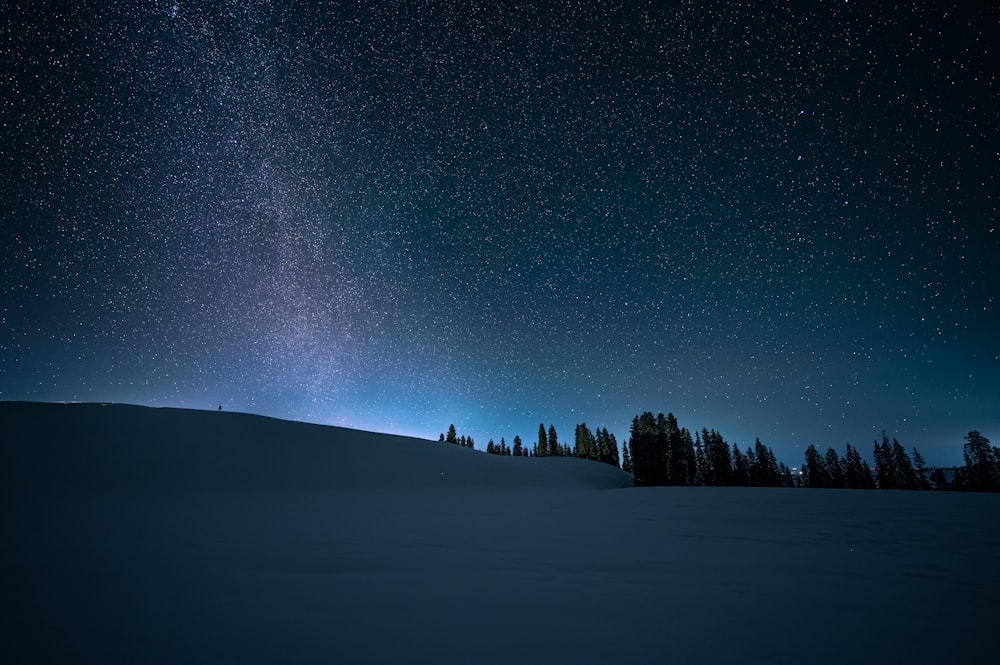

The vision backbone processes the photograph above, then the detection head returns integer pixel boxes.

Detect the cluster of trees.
[803,431,999,492]
[438,422,621,468]
[438,424,476,450]
[949,431,1000,492]
[623,411,793,488]
[802,443,878,489]
[441,417,999,494]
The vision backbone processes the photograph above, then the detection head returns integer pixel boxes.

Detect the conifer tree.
[912,448,931,489]
[704,429,732,486]
[825,448,846,488]
[486,439,495,454]
[803,444,829,488]
[536,424,548,458]
[622,440,633,474]
[844,444,874,489]
[891,438,918,489]
[628,413,660,485]
[548,424,560,457]
[605,429,621,469]
[752,439,780,487]
[694,433,707,485]
[446,424,458,445]
[575,423,598,460]
[963,430,1000,491]
[512,435,523,457]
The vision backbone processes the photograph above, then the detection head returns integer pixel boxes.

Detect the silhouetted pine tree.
[664,413,688,485]
[732,444,750,486]
[752,439,781,487]
[575,423,598,460]
[596,427,619,468]
[536,424,548,458]
[693,433,707,485]
[704,429,732,486]
[803,444,829,488]
[963,430,1000,491]
[629,412,664,486]
[825,448,846,488]
[512,435,523,457]
[844,444,874,489]
[446,425,458,445]
[548,424,561,457]
[912,448,931,489]
[892,438,918,489]
[622,440,633,474]
[873,433,896,489]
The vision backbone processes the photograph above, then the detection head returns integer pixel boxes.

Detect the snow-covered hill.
[0,402,633,493]
[3,402,998,664]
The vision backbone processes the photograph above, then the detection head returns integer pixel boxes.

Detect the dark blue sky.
[3,1,997,466]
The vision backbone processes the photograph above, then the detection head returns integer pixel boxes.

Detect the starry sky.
[3,1,997,466]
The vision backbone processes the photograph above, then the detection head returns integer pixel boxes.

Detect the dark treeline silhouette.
[802,430,999,492]
[438,422,620,468]
[941,430,999,492]
[625,411,793,488]
[440,419,998,493]
[438,424,476,450]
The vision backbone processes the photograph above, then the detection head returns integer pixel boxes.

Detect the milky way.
[3,1,998,464]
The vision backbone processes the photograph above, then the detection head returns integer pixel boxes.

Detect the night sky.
[3,1,997,466]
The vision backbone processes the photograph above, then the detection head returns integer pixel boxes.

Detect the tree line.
[439,422,621,468]
[623,411,794,488]
[440,416,999,493]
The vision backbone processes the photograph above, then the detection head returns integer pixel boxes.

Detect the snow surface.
[3,402,998,664]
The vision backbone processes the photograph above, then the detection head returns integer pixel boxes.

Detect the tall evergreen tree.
[873,433,895,489]
[891,438,918,489]
[912,448,931,489]
[803,444,829,488]
[536,423,548,458]
[825,448,846,488]
[752,439,781,487]
[446,424,458,445]
[704,429,732,486]
[694,433,707,485]
[548,424,561,457]
[963,430,1000,491]
[605,429,621,469]
[844,444,874,489]
[629,412,663,486]
[575,423,598,460]
[731,444,750,486]
[622,440,633,475]
[512,435,523,457]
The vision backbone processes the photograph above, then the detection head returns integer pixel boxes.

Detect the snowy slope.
[3,402,998,664]
[0,402,634,492]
